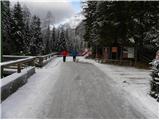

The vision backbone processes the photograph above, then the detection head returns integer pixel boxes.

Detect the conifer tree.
[1,0,14,55]
[83,1,159,60]
[23,5,32,55]
[30,15,44,55]
[11,2,25,54]
[57,28,66,52]
[45,26,51,54]
[51,27,56,51]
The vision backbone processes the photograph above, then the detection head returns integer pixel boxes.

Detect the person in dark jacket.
[61,50,68,62]
[71,49,78,62]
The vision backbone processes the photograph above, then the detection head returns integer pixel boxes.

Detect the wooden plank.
[0,57,36,67]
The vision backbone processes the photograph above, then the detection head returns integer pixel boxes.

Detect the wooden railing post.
[1,66,4,78]
[39,57,43,67]
[30,59,35,66]
[17,64,21,73]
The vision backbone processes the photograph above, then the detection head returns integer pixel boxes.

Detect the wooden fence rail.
[36,52,57,67]
[1,57,36,78]
[1,52,58,78]
[2,55,29,62]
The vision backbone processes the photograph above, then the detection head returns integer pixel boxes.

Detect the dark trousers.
[73,56,76,62]
[63,56,66,62]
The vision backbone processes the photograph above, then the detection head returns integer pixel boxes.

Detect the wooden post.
[17,64,21,73]
[39,57,43,67]
[30,59,35,66]
[1,66,4,78]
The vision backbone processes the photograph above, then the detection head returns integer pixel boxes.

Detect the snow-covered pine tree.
[51,26,56,52]
[150,51,159,101]
[22,5,32,55]
[83,1,158,61]
[64,28,73,51]
[127,1,159,62]
[43,11,53,28]
[30,15,44,55]
[42,11,55,54]
[45,26,51,54]
[55,27,63,52]
[11,2,25,55]
[54,28,60,52]
[57,28,66,52]
[83,1,97,49]
[1,0,15,55]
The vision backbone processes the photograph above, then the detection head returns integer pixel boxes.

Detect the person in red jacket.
[61,50,68,62]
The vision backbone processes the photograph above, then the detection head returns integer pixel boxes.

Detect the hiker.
[71,49,78,62]
[61,50,68,62]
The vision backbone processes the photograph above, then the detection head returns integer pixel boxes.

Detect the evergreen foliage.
[44,26,51,54]
[30,15,44,55]
[11,2,25,54]
[51,27,56,52]
[1,1,15,54]
[2,1,45,56]
[23,5,32,54]
[83,1,159,61]
[57,28,66,52]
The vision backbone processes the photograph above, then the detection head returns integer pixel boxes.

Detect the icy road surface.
[1,57,158,119]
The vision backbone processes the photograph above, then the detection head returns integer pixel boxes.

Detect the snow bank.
[78,57,159,117]
[1,67,35,101]
[1,67,35,87]
[1,58,62,118]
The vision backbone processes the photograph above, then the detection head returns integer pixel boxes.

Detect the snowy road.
[1,57,158,119]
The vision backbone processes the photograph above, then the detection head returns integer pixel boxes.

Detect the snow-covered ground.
[1,57,159,118]
[1,67,34,87]
[79,57,159,117]
[1,58,62,118]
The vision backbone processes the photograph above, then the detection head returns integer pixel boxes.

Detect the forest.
[1,1,68,56]
[82,1,159,62]
[2,1,159,63]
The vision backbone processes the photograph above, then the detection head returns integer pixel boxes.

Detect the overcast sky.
[10,0,82,25]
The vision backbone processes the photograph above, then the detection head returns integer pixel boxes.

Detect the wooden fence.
[1,52,57,78]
